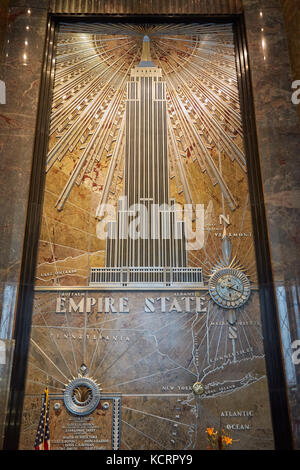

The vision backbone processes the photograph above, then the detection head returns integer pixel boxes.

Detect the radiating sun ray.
[47,23,245,219]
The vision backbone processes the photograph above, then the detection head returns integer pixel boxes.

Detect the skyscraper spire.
[90,33,203,287]
[138,35,155,67]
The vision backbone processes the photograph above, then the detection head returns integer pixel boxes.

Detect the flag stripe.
[34,389,51,450]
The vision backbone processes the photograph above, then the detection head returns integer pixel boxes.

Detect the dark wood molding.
[49,0,243,15]
[3,12,293,450]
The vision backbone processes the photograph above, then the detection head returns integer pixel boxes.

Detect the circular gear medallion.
[64,377,101,416]
[209,268,251,309]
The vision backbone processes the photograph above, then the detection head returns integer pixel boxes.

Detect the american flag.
[34,388,51,450]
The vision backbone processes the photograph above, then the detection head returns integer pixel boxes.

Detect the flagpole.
[42,387,49,450]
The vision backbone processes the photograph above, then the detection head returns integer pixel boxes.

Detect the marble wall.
[0,0,49,448]
[0,0,9,60]
[243,0,300,448]
[281,0,300,121]
[0,0,299,449]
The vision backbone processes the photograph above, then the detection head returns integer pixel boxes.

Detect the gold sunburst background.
[36,22,257,287]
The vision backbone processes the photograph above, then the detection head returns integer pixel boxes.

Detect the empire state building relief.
[37,23,250,290]
[90,35,203,288]
[19,23,275,451]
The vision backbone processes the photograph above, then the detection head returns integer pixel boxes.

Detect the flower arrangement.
[206,427,234,450]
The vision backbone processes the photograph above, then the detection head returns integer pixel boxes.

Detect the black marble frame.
[3,13,294,450]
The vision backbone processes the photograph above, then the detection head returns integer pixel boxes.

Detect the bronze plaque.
[49,398,118,450]
[19,22,275,450]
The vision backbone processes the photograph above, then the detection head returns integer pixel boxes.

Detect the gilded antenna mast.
[138,35,155,67]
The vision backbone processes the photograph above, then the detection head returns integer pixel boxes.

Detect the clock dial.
[209,268,251,309]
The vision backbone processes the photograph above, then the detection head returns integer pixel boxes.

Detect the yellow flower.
[223,436,233,446]
[206,427,215,436]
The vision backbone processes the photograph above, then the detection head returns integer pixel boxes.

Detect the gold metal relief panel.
[19,22,274,451]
